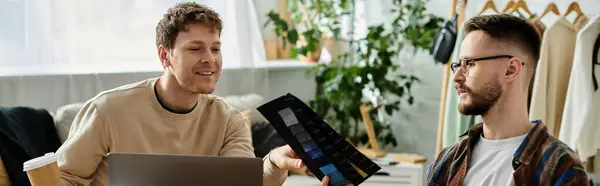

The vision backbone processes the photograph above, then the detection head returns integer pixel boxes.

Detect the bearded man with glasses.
[426,14,589,186]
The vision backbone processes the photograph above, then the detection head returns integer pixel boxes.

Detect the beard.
[457,79,502,116]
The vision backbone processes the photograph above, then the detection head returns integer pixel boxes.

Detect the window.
[0,0,266,75]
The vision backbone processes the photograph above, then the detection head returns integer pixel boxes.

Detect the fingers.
[299,159,306,167]
[321,176,330,186]
[320,175,354,186]
[293,158,304,168]
[283,145,299,158]
[278,156,304,169]
[271,145,306,169]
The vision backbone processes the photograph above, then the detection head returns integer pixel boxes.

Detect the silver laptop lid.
[108,152,263,186]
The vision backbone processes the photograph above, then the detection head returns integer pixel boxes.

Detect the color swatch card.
[257,93,381,186]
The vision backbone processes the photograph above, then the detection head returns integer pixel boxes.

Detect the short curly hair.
[155,2,223,49]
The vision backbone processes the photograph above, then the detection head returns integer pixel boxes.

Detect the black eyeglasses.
[451,55,524,76]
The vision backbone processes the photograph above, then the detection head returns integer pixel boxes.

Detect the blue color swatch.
[302,141,319,152]
[319,164,338,174]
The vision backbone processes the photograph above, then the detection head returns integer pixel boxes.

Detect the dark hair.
[464,14,541,68]
[156,2,223,49]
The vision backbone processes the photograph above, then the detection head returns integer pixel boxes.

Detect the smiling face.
[159,24,222,94]
[155,2,223,94]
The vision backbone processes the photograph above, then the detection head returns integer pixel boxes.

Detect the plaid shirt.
[426,120,589,186]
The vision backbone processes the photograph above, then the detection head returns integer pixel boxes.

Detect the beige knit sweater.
[57,78,287,186]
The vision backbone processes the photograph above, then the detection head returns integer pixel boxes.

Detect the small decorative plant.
[264,0,350,62]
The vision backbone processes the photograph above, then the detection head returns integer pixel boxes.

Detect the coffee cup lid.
[23,152,58,171]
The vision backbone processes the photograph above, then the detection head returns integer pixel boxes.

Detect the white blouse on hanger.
[530,17,578,137]
[559,15,600,161]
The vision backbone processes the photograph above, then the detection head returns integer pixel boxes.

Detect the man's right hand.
[320,176,354,186]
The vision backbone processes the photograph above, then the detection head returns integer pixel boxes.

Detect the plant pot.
[264,39,294,60]
[321,36,347,63]
[298,51,322,63]
[297,33,344,63]
[264,40,279,60]
[296,34,326,63]
[276,39,293,59]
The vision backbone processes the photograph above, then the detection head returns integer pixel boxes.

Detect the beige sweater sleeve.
[220,111,288,186]
[56,102,109,186]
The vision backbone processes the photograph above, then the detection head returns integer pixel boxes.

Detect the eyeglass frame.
[450,55,525,76]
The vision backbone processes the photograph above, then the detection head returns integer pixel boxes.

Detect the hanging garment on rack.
[527,17,546,110]
[530,17,578,137]
[559,15,600,162]
[574,15,590,33]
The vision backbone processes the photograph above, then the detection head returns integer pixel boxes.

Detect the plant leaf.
[280,36,287,49]
[287,29,299,45]
[333,28,342,38]
[297,46,308,56]
[290,47,298,58]
[263,19,271,28]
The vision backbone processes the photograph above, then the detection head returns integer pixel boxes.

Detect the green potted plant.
[266,0,444,148]
[264,0,351,62]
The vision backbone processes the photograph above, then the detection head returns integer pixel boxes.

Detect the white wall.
[254,0,280,41]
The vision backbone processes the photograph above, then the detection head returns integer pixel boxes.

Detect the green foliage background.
[265,0,445,147]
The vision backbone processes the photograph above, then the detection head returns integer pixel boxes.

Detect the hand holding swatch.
[257,93,381,186]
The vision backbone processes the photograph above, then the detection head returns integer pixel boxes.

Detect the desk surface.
[284,153,426,186]
[284,175,414,186]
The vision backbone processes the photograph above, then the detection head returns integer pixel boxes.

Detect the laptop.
[108,152,263,186]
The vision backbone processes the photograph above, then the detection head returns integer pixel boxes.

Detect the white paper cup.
[23,153,61,186]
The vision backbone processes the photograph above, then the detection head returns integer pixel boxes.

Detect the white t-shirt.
[463,134,527,186]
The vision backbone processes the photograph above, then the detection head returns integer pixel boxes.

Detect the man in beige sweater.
[56,2,326,186]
